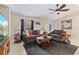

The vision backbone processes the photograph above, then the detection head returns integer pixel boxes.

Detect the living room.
[0,4,79,55]
[10,4,79,46]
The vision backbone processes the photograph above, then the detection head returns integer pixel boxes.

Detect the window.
[49,24,52,31]
[0,14,8,36]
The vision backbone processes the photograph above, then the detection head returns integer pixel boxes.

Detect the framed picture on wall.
[61,19,72,29]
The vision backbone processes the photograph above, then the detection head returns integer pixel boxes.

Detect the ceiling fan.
[49,4,69,14]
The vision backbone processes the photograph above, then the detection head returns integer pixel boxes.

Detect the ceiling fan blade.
[49,12,56,14]
[59,4,66,10]
[49,8,55,11]
[59,9,69,11]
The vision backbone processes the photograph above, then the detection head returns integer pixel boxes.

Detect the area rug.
[43,41,78,55]
[23,42,49,55]
[24,41,78,55]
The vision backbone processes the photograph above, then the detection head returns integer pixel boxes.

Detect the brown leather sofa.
[49,30,66,42]
[23,30,40,45]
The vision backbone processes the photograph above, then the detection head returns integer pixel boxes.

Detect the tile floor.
[74,48,79,55]
[9,39,27,55]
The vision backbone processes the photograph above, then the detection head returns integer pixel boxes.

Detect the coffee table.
[36,36,53,48]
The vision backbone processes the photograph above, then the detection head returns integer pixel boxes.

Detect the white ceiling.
[9,4,79,20]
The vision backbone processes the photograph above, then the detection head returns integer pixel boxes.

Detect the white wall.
[53,11,79,46]
[11,12,53,38]
[34,18,54,34]
[11,12,35,38]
